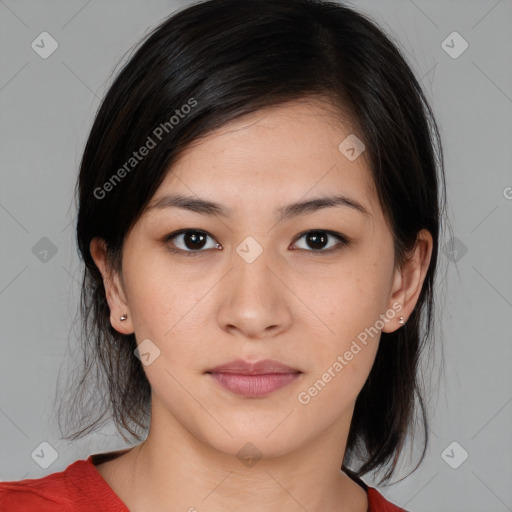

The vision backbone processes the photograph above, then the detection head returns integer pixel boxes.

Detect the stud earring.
[120,314,128,321]
[398,316,405,325]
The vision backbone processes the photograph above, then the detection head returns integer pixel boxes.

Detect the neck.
[103,400,367,512]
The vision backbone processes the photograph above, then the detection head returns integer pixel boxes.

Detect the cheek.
[122,246,204,333]
[296,279,383,413]
[295,337,378,426]
[122,259,220,382]
[296,254,390,337]
[293,254,389,386]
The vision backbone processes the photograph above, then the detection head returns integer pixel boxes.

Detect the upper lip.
[207,358,301,375]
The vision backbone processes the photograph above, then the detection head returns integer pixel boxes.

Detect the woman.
[0,0,448,510]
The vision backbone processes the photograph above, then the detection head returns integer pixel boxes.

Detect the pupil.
[185,231,206,250]
[308,231,327,250]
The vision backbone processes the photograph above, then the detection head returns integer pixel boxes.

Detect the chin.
[195,416,309,462]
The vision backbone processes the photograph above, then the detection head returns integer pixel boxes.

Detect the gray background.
[1,1,511,511]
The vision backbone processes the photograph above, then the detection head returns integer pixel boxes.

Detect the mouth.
[207,372,302,397]
[206,358,301,375]
[206,359,302,397]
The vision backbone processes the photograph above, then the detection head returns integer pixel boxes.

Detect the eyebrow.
[146,193,372,220]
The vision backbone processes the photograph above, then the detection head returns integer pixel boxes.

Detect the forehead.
[148,99,379,222]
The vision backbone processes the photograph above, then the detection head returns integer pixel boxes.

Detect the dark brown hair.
[58,0,450,486]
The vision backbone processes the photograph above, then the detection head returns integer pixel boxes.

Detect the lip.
[206,359,302,398]
[206,358,301,375]
[209,372,302,397]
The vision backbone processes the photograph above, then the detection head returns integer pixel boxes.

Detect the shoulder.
[344,468,410,512]
[0,482,70,511]
[0,460,83,511]
[367,486,411,512]
[0,456,125,511]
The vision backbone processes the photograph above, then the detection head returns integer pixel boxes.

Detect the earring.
[120,314,128,321]
[398,316,405,325]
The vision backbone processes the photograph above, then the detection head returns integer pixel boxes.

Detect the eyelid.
[163,228,350,256]
[163,229,221,257]
[290,230,350,253]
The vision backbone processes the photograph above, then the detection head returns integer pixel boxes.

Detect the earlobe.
[381,268,406,333]
[89,237,134,335]
[382,229,433,334]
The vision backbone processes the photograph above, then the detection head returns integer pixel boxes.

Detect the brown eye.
[165,229,221,255]
[163,228,349,258]
[292,230,349,253]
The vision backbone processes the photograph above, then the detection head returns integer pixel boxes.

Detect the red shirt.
[0,451,409,511]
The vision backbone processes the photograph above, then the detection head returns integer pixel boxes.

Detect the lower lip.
[209,372,301,397]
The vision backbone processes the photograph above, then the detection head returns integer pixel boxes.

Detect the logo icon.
[31,32,59,59]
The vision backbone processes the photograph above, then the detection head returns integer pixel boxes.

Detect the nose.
[216,245,293,340]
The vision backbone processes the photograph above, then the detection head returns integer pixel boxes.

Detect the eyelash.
[162,229,350,258]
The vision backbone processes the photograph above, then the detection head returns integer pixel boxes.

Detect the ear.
[382,229,433,333]
[89,237,134,335]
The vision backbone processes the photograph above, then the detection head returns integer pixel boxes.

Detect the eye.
[163,229,350,257]
[164,229,221,256]
[291,230,349,254]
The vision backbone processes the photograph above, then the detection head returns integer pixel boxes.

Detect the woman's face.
[95,99,423,460]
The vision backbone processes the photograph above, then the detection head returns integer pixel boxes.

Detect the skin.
[90,98,433,512]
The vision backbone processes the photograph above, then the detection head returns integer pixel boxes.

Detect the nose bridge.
[232,234,276,299]
[217,234,291,337]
